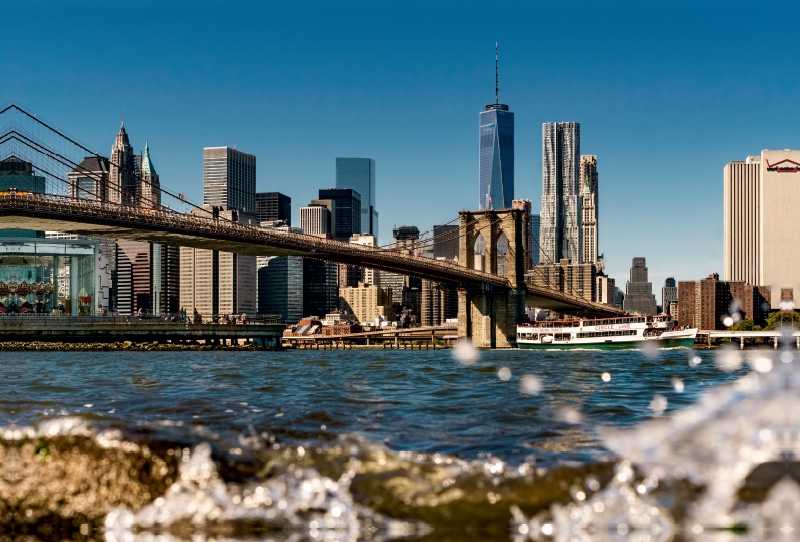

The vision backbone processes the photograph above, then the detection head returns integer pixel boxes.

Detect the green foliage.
[765,311,800,330]
[731,319,761,331]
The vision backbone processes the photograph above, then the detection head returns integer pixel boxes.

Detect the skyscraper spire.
[495,42,499,105]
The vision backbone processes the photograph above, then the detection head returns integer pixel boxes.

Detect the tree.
[765,310,800,330]
[731,319,761,331]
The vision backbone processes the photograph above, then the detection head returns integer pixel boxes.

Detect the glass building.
[479,104,514,210]
[317,188,361,242]
[0,239,98,315]
[0,157,46,238]
[335,158,377,239]
[257,256,303,323]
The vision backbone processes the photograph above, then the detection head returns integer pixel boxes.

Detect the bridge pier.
[457,286,526,348]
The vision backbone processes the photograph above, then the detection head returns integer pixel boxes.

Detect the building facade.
[678,274,771,329]
[433,224,459,262]
[203,147,256,214]
[318,188,361,242]
[622,257,657,315]
[595,274,616,305]
[530,214,540,266]
[479,102,514,210]
[257,256,303,323]
[336,158,377,239]
[580,155,598,264]
[109,122,136,204]
[300,204,331,235]
[662,277,678,314]
[339,283,391,324]
[528,259,596,302]
[724,150,800,307]
[420,279,457,326]
[541,122,581,264]
[0,157,46,238]
[256,192,291,226]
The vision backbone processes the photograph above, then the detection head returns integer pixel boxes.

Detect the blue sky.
[4,0,800,290]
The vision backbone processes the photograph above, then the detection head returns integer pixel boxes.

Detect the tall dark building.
[336,158,377,240]
[256,192,291,225]
[318,188,361,242]
[479,44,514,210]
[303,259,339,318]
[433,225,459,262]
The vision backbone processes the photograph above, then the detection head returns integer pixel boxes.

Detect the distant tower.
[540,122,581,263]
[479,43,514,210]
[139,142,161,207]
[336,158,377,240]
[109,122,136,204]
[580,155,598,264]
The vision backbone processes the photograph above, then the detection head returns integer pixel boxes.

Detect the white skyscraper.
[580,155,598,264]
[540,122,581,264]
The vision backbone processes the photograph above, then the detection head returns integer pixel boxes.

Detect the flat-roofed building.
[724,150,800,307]
[339,283,392,324]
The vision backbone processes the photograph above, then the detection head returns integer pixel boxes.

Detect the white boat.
[517,314,697,350]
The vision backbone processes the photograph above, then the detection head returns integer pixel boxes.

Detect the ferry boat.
[517,315,697,350]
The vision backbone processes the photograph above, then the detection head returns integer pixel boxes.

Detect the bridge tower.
[457,208,527,348]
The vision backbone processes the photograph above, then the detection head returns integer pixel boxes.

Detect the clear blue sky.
[5,0,800,291]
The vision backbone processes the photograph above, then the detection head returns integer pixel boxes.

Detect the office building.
[378,270,405,307]
[420,279,457,326]
[622,258,657,315]
[317,188,360,242]
[0,157,45,238]
[530,214,540,266]
[300,204,331,235]
[109,122,135,205]
[256,192,291,226]
[479,45,514,210]
[724,149,800,307]
[302,258,339,318]
[204,147,256,214]
[528,259,596,302]
[350,234,379,286]
[339,283,392,324]
[336,158,377,239]
[580,155,598,264]
[662,277,678,314]
[512,199,534,272]
[433,225,459,262]
[257,256,303,323]
[179,207,257,317]
[69,156,109,202]
[596,274,616,305]
[541,122,581,264]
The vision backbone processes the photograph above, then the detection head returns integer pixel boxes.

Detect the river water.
[0,347,775,540]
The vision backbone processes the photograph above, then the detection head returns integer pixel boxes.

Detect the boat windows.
[554,334,570,341]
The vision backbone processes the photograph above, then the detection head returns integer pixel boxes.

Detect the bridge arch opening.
[496,232,509,278]
[473,234,485,272]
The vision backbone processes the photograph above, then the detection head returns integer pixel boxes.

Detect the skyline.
[6,0,800,287]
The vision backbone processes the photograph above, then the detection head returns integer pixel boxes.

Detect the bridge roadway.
[0,193,623,318]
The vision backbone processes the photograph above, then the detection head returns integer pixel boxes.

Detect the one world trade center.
[479,43,514,210]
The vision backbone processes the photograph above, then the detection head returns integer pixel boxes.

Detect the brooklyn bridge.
[0,104,623,347]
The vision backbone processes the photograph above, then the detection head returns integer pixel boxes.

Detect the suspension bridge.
[0,104,623,347]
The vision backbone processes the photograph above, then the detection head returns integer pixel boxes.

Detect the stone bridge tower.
[457,208,527,348]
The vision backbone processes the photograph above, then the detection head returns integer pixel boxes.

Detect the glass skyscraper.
[479,104,514,210]
[335,158,377,240]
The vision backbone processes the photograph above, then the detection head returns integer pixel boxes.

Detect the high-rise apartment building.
[724,150,800,307]
[595,274,616,305]
[317,189,361,242]
[540,122,581,264]
[339,283,392,323]
[203,147,256,214]
[420,279,457,326]
[678,274,772,329]
[336,158,377,239]
[580,155,598,264]
[622,257,657,315]
[662,277,677,314]
[478,48,514,211]
[109,122,135,205]
[256,192,291,225]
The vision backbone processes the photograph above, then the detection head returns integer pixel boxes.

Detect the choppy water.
[0,346,778,541]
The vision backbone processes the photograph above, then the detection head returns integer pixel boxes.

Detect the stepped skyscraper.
[580,155,598,264]
[479,44,514,210]
[540,122,581,263]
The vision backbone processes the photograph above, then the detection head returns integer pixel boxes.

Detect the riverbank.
[0,340,278,352]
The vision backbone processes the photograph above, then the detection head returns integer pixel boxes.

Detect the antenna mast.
[495,42,499,104]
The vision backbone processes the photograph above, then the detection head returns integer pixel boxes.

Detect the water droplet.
[689,355,702,367]
[497,367,511,381]
[672,378,685,393]
[649,395,668,415]
[751,357,773,373]
[602,372,611,382]
[781,351,794,364]
[723,316,734,327]
[452,338,479,365]
[560,407,582,424]
[520,374,541,394]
